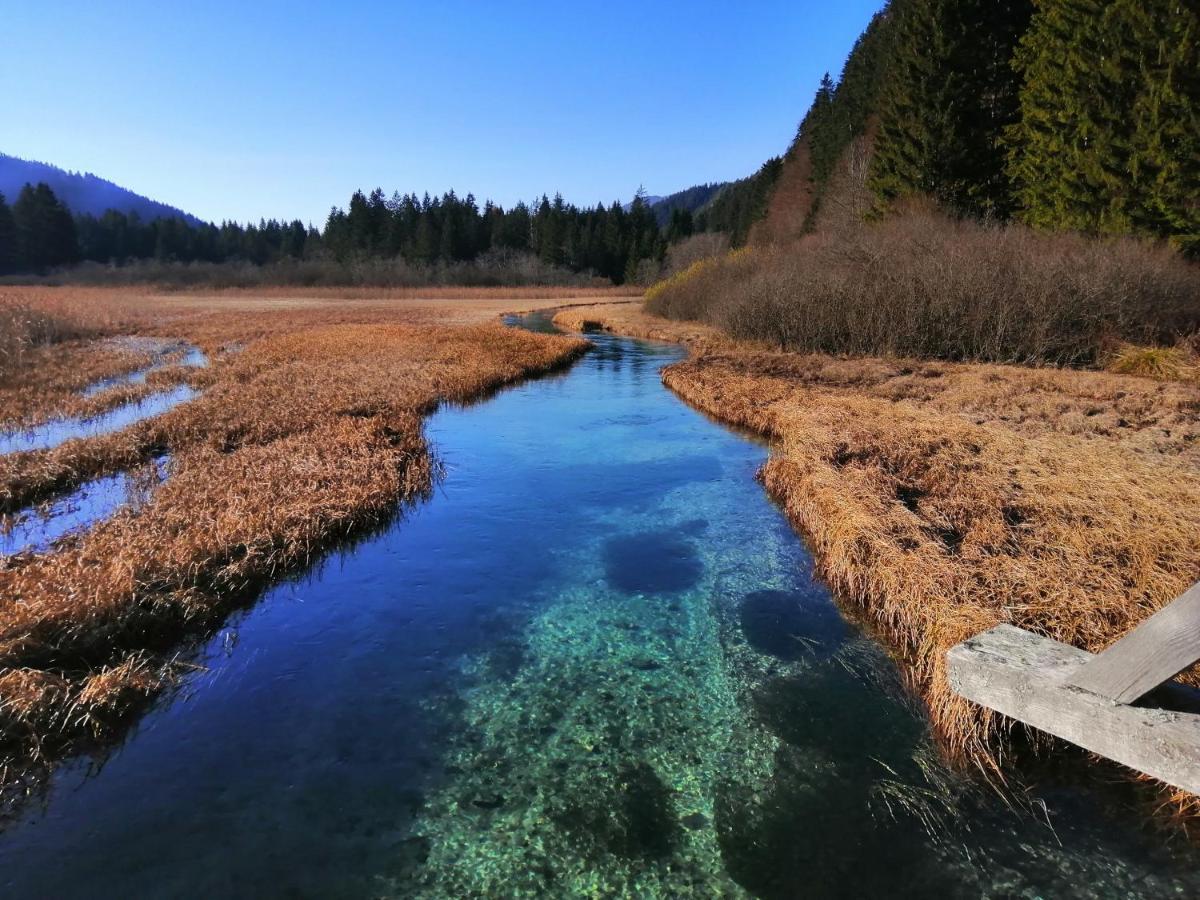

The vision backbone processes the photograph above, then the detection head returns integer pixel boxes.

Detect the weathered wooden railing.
[948,581,1200,794]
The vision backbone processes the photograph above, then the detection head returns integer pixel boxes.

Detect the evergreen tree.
[12,182,78,271]
[0,193,18,274]
[1008,0,1200,248]
[870,0,1032,217]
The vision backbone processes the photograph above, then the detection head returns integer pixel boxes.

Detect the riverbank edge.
[551,301,1200,829]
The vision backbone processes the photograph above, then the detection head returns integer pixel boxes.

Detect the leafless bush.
[663,232,730,276]
[648,205,1200,366]
[5,250,600,291]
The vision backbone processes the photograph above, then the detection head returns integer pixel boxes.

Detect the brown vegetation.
[0,285,631,429]
[552,303,727,349]
[747,139,817,247]
[647,207,1200,366]
[10,252,621,291]
[559,302,1200,814]
[0,288,588,797]
[649,129,1200,367]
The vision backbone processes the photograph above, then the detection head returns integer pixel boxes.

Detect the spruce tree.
[12,182,78,271]
[870,0,1031,217]
[1127,0,1200,251]
[0,193,18,273]
[1008,0,1199,247]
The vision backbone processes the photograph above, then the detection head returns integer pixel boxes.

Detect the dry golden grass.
[0,285,624,425]
[1106,344,1197,381]
[553,302,728,349]
[564,303,1200,815]
[0,341,157,427]
[0,288,588,789]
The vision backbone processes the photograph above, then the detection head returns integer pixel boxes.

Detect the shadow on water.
[0,311,1197,897]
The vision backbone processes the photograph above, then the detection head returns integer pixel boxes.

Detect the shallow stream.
[1,313,1196,897]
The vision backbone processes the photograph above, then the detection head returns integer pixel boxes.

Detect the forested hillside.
[648,0,1200,365]
[0,155,201,226]
[763,0,1199,250]
[648,183,728,226]
[0,180,666,284]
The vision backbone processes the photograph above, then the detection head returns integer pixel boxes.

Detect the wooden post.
[947,624,1200,794]
[1066,581,1200,704]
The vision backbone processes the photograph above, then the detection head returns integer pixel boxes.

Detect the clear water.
[0,314,1196,897]
[0,457,168,555]
[0,386,197,455]
[82,340,208,397]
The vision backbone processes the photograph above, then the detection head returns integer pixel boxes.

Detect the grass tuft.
[1105,344,1196,381]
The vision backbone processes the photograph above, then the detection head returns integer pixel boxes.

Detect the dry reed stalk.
[552,304,730,350]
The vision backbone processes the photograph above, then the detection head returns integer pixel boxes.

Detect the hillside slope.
[0,154,201,224]
[648,182,729,227]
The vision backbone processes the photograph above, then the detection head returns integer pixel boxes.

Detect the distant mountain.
[622,194,664,213]
[0,153,203,225]
[648,182,730,227]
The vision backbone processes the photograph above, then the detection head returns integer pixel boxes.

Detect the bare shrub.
[648,205,1200,366]
[4,250,600,291]
[662,232,730,276]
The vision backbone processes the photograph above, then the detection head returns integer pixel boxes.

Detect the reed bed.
[0,295,587,794]
[0,284,621,430]
[562,303,1200,816]
[553,303,729,349]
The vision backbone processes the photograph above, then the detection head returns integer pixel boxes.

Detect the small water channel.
[82,339,208,397]
[0,339,206,456]
[0,457,168,556]
[0,386,198,456]
[0,313,1196,897]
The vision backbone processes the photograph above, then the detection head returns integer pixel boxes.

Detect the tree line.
[787,0,1198,252]
[0,180,666,283]
[322,188,664,283]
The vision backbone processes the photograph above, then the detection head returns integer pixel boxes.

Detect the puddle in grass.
[0,385,197,455]
[1,311,1198,897]
[82,339,208,397]
[1,457,168,555]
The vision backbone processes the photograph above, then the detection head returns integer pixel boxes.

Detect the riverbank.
[555,302,1200,820]
[0,288,589,801]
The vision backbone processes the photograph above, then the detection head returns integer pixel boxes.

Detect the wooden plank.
[947,624,1200,795]
[1067,581,1200,704]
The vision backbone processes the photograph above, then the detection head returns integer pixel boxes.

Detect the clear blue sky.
[4,0,883,226]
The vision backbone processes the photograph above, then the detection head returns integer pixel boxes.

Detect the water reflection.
[1,457,168,555]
